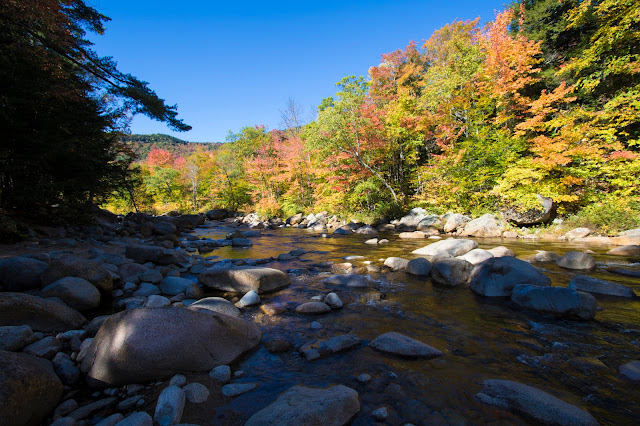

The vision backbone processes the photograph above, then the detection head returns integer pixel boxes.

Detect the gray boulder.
[0,292,86,332]
[443,213,471,233]
[383,257,410,272]
[41,277,100,311]
[503,195,555,226]
[0,350,63,426]
[0,256,48,292]
[412,238,478,257]
[460,214,505,237]
[563,228,591,240]
[556,252,596,270]
[206,209,228,220]
[487,246,515,258]
[80,307,261,386]
[475,379,598,425]
[369,332,443,358]
[125,245,188,266]
[511,284,597,320]
[569,275,636,298]
[534,250,560,262]
[199,266,291,294]
[245,385,360,426]
[301,334,361,360]
[470,257,551,297]
[152,221,177,236]
[189,297,240,317]
[324,292,343,309]
[397,208,429,230]
[431,259,473,287]
[159,276,193,296]
[0,325,36,351]
[457,248,494,265]
[406,258,432,276]
[41,254,113,293]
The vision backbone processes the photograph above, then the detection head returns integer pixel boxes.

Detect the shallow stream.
[188,222,640,425]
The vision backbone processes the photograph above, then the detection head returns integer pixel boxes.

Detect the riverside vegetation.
[1,0,640,425]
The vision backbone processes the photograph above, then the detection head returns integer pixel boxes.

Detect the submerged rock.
[322,274,373,288]
[369,332,443,358]
[80,307,261,386]
[475,379,598,425]
[199,266,291,294]
[245,385,360,426]
[470,257,551,297]
[511,284,597,320]
[569,275,636,298]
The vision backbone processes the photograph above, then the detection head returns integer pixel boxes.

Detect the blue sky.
[88,0,508,142]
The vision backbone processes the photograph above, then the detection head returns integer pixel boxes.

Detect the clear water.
[190,222,640,425]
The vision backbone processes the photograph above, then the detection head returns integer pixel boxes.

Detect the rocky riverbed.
[1,209,639,425]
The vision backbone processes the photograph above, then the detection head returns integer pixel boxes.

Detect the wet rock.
[222,383,258,397]
[199,266,291,294]
[470,257,551,297]
[511,284,597,320]
[324,292,343,309]
[534,250,561,262]
[0,256,48,292]
[159,276,193,296]
[206,209,228,220]
[260,302,287,316]
[607,245,640,257]
[0,350,63,426]
[125,245,188,266]
[189,297,240,317]
[569,275,636,298]
[184,382,209,403]
[322,274,373,288]
[264,339,293,353]
[115,411,152,426]
[231,237,253,247]
[333,226,353,235]
[81,307,261,386]
[41,277,101,311]
[460,214,504,238]
[431,259,473,287]
[68,397,117,421]
[245,384,360,426]
[371,406,388,421]
[607,268,640,278]
[236,290,260,307]
[487,246,515,258]
[406,257,432,276]
[457,248,494,265]
[619,360,640,381]
[154,385,185,425]
[383,257,410,271]
[475,379,598,425]
[301,334,361,360]
[412,238,478,257]
[369,332,443,358]
[45,255,112,294]
[556,251,596,270]
[296,302,331,314]
[0,293,86,332]
[563,228,591,240]
[210,365,231,383]
[0,325,35,351]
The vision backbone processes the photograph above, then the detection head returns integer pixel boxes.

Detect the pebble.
[169,374,187,387]
[357,373,372,383]
[210,365,231,383]
[183,382,210,403]
[310,321,323,330]
[324,292,343,309]
[95,413,124,426]
[372,406,388,421]
[236,290,260,307]
[221,383,257,397]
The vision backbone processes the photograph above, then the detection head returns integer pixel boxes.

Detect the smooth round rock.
[369,332,443,359]
[324,293,343,309]
[295,302,331,314]
[153,385,185,426]
[209,365,231,383]
[0,292,86,332]
[556,252,596,270]
[183,382,210,403]
[199,266,291,294]
[470,257,551,297]
[406,258,432,276]
[189,297,241,317]
[0,256,48,292]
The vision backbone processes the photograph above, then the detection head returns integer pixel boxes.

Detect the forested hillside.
[120,134,218,161]
[105,0,639,233]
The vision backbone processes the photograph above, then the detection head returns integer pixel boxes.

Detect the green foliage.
[562,197,640,235]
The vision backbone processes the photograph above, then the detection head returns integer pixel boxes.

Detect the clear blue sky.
[88,0,507,142]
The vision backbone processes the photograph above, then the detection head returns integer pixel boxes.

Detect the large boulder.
[198,266,291,294]
[556,252,596,270]
[80,307,261,386]
[206,208,228,220]
[0,256,48,292]
[443,213,471,233]
[383,257,410,272]
[406,258,432,276]
[460,214,505,237]
[124,245,188,266]
[189,297,241,317]
[0,293,86,332]
[503,195,556,226]
[0,350,63,426]
[0,325,36,351]
[431,259,473,287]
[457,248,494,265]
[475,379,598,425]
[608,245,640,257]
[396,208,429,230]
[41,254,113,293]
[369,332,443,358]
[569,275,636,298]
[470,257,551,297]
[41,277,101,311]
[412,239,478,258]
[245,385,360,426]
[511,284,597,320]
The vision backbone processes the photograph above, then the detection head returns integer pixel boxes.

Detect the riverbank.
[1,210,639,425]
